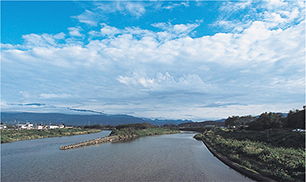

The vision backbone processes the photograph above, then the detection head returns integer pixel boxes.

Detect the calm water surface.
[1,131,253,181]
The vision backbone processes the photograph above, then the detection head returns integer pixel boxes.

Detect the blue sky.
[1,0,305,121]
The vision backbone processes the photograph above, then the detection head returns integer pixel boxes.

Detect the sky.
[1,0,305,121]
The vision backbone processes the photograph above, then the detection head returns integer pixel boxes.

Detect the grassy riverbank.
[110,123,180,138]
[194,128,305,181]
[1,128,102,143]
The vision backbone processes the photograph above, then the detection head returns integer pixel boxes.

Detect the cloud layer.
[1,1,305,120]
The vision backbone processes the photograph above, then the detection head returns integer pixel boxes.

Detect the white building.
[0,125,7,130]
[17,122,33,130]
[49,125,59,129]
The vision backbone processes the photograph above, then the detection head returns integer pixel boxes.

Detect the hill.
[1,112,190,126]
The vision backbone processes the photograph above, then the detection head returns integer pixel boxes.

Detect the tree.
[240,115,256,124]
[248,112,284,130]
[284,109,305,129]
[225,115,255,128]
[225,116,240,127]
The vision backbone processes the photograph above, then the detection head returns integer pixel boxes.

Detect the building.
[48,125,59,129]
[0,125,7,130]
[16,122,33,130]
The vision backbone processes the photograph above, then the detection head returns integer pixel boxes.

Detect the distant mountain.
[0,112,189,126]
[213,119,226,122]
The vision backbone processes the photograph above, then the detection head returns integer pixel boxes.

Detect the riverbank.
[194,128,305,181]
[1,128,102,143]
[200,136,276,182]
[60,123,180,150]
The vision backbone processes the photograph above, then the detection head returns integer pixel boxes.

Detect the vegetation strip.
[194,128,305,181]
[60,123,180,150]
[1,128,102,143]
[200,137,276,182]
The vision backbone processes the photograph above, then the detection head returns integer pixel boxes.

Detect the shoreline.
[200,138,276,182]
[60,128,180,150]
[1,128,102,143]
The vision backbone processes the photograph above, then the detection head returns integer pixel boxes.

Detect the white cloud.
[95,1,146,18]
[265,0,288,9]
[1,43,16,49]
[54,32,66,39]
[22,34,54,47]
[125,2,146,17]
[40,93,72,99]
[19,91,31,99]
[152,22,200,40]
[216,0,305,33]
[68,26,83,37]
[219,0,252,12]
[162,2,189,10]
[71,10,98,26]
[20,33,65,48]
[152,22,199,34]
[89,24,156,40]
[99,23,121,36]
[118,72,217,94]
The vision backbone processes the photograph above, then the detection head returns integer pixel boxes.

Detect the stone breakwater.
[60,135,137,150]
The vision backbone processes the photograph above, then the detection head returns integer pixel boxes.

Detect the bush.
[195,128,305,181]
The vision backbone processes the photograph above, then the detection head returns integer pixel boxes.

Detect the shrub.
[195,128,305,181]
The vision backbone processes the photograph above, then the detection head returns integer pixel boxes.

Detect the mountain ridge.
[1,112,193,126]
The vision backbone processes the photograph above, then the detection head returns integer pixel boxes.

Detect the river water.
[1,131,253,181]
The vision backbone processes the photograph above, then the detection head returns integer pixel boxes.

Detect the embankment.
[59,134,136,150]
[200,138,276,182]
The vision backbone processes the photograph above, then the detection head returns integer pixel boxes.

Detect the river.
[1,131,253,181]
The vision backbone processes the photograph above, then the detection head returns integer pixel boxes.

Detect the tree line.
[225,106,305,130]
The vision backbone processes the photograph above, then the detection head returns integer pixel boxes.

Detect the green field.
[1,128,102,143]
[194,128,305,181]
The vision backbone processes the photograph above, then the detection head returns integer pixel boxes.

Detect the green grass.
[111,127,180,137]
[194,128,305,181]
[110,123,180,138]
[1,128,102,143]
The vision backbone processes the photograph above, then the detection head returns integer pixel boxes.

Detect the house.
[16,122,33,130]
[49,125,59,129]
[0,125,7,130]
[59,124,65,128]
[37,125,44,130]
